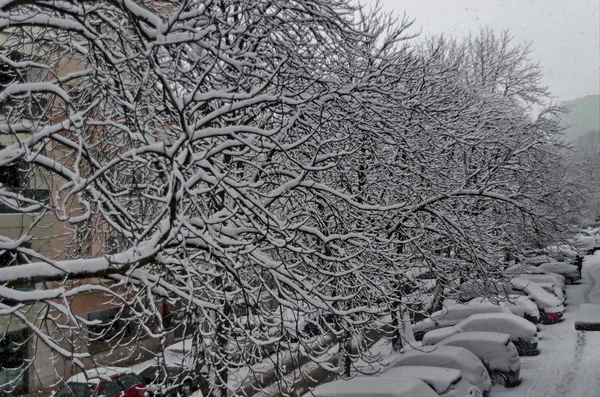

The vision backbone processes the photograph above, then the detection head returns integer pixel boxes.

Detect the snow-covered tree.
[0,2,580,395]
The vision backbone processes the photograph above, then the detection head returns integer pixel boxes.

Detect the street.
[494,252,600,397]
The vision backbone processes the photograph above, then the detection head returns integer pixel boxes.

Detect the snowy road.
[493,252,600,397]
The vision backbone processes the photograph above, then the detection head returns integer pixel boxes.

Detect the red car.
[54,367,147,397]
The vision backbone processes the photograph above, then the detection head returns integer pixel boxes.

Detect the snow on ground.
[493,252,600,397]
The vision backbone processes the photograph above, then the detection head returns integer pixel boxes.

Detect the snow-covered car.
[54,367,146,397]
[570,234,596,254]
[536,281,566,303]
[511,278,565,323]
[514,273,565,293]
[309,376,439,397]
[412,303,510,341]
[543,244,582,261]
[538,262,581,284]
[448,296,539,324]
[138,365,195,397]
[436,332,521,387]
[389,345,492,397]
[504,264,565,281]
[422,313,538,355]
[523,255,554,265]
[379,366,482,397]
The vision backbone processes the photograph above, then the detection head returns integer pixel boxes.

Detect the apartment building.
[0,33,170,395]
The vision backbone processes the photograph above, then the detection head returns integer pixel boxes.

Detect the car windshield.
[55,382,97,397]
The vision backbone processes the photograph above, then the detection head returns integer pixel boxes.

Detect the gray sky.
[367,0,600,103]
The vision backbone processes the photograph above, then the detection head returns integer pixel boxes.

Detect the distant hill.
[560,95,600,142]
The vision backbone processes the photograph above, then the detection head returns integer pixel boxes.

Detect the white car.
[436,332,521,387]
[422,313,538,356]
[412,303,510,340]
[543,244,582,261]
[511,278,565,323]
[538,262,581,284]
[380,366,482,397]
[536,281,565,303]
[515,273,565,293]
[448,296,539,324]
[389,345,492,396]
[523,255,554,265]
[310,376,439,397]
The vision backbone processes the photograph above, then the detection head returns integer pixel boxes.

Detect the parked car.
[570,234,596,255]
[309,376,439,397]
[422,313,538,356]
[543,244,581,261]
[511,278,565,323]
[446,296,539,324]
[163,331,275,368]
[412,303,510,341]
[54,367,146,397]
[389,345,492,397]
[538,262,581,284]
[436,332,521,387]
[536,281,566,303]
[380,366,482,397]
[515,273,565,293]
[138,365,195,397]
[504,264,566,283]
[523,255,554,265]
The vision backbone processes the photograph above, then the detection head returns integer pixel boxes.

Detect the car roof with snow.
[67,367,131,383]
[504,264,549,275]
[379,366,462,394]
[310,376,439,397]
[511,278,563,307]
[455,312,537,335]
[539,262,577,271]
[390,345,491,391]
[438,331,511,346]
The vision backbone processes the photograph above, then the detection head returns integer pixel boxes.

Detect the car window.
[97,380,122,397]
[55,382,97,397]
[139,366,167,383]
[117,374,143,389]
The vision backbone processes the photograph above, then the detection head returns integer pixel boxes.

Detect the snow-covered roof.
[379,366,461,393]
[311,376,438,397]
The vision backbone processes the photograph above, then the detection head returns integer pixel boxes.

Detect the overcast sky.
[367,0,600,103]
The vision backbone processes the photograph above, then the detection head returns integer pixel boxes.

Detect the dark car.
[138,365,195,397]
[54,368,146,397]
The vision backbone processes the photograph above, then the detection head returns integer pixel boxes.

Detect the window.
[97,380,122,397]
[107,235,129,255]
[0,146,49,214]
[0,329,28,396]
[88,307,135,353]
[0,245,34,306]
[116,374,142,390]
